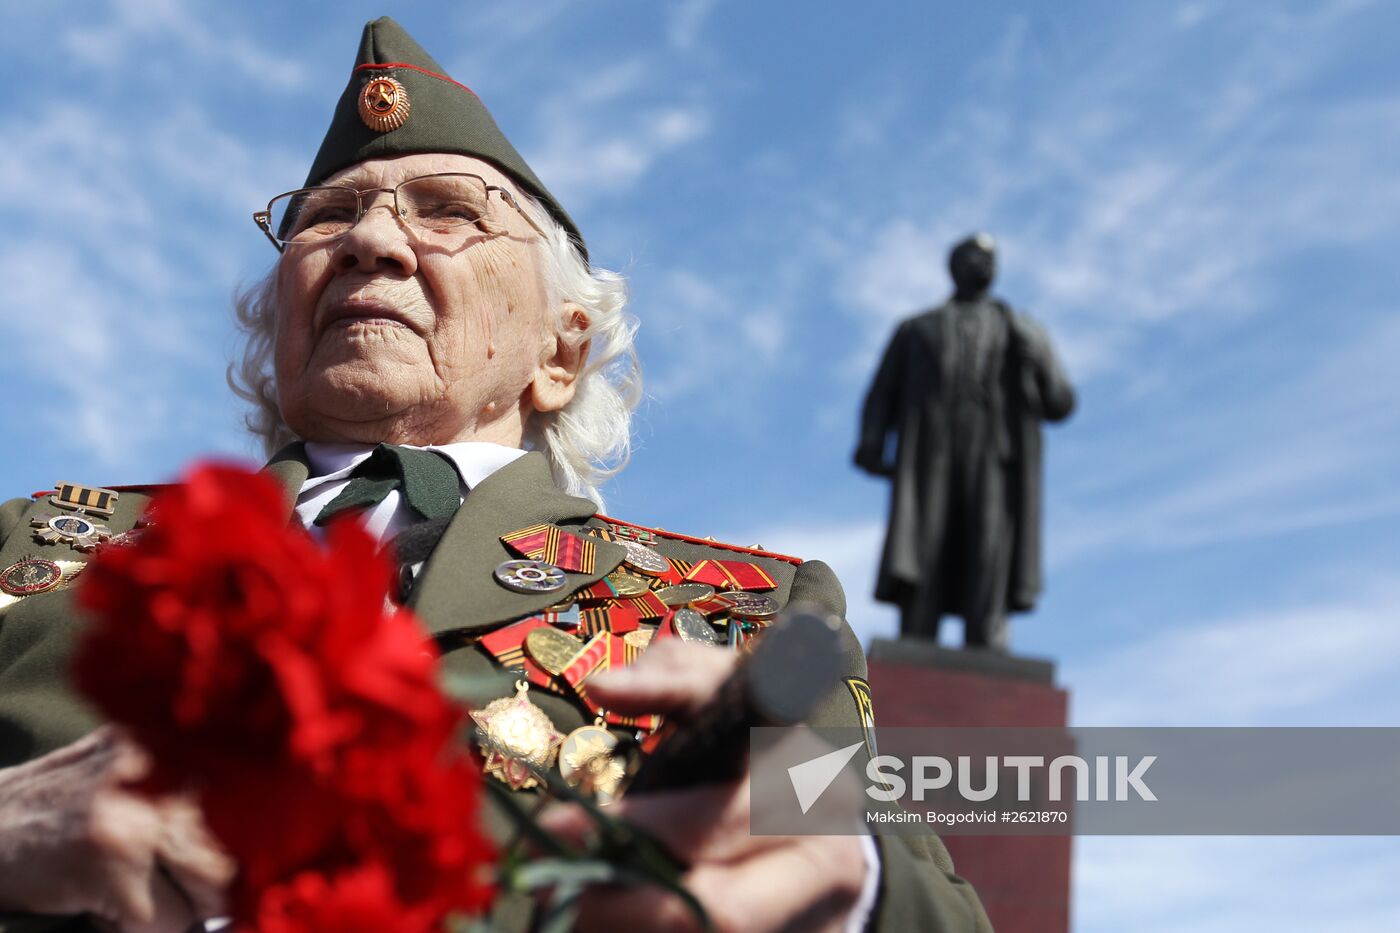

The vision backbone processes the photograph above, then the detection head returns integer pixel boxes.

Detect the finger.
[109,737,154,784]
[539,781,782,866]
[586,641,735,716]
[154,798,234,918]
[87,791,164,926]
[573,883,704,933]
[682,841,865,933]
[122,871,199,933]
[574,837,865,933]
[5,728,120,793]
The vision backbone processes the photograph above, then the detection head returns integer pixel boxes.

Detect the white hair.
[228,194,641,506]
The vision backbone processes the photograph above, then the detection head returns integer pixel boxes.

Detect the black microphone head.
[747,604,844,725]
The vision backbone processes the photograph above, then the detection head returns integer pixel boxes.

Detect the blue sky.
[3,1,1399,929]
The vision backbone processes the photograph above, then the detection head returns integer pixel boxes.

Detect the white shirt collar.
[299,441,527,493]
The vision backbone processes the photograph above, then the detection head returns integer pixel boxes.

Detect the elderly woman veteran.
[0,17,990,933]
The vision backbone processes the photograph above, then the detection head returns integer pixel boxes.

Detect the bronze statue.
[855,234,1075,650]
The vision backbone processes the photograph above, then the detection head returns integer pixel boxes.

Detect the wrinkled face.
[272,152,583,447]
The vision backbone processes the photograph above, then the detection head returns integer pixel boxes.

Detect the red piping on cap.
[353,62,479,98]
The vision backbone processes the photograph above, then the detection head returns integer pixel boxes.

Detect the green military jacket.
[0,447,991,932]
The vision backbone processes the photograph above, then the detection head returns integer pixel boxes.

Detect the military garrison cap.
[305,16,585,257]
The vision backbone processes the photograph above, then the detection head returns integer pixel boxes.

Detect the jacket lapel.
[408,452,626,636]
[259,445,621,636]
[264,442,310,518]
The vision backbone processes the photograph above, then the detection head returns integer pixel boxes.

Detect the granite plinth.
[866,637,1072,933]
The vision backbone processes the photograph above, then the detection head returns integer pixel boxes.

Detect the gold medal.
[604,570,651,598]
[524,626,584,677]
[0,558,63,596]
[468,681,563,791]
[622,626,655,650]
[559,717,626,804]
[0,559,86,614]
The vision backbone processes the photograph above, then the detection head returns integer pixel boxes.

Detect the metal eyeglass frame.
[252,172,549,252]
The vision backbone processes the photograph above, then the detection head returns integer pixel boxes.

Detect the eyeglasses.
[252,172,548,252]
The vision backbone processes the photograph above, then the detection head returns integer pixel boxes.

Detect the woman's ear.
[530,302,591,413]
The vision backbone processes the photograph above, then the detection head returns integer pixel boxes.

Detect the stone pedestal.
[866,638,1072,933]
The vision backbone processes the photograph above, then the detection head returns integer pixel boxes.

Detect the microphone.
[623,603,844,795]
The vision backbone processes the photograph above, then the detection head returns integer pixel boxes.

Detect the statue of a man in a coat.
[855,234,1075,650]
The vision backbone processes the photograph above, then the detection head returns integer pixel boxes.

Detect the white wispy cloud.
[62,0,305,89]
[714,515,900,646]
[1050,310,1400,565]
[1065,574,1400,726]
[639,268,790,400]
[833,1,1400,382]
[1077,836,1400,933]
[666,0,722,51]
[527,104,710,207]
[0,3,305,472]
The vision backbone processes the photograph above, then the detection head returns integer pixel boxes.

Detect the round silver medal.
[717,591,780,621]
[493,559,567,594]
[672,607,721,645]
[655,582,716,607]
[620,540,669,576]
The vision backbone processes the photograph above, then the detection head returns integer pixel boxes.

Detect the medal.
[524,626,585,677]
[493,559,567,594]
[469,681,563,791]
[0,558,63,596]
[716,591,780,621]
[0,559,87,614]
[619,540,669,577]
[672,607,721,645]
[603,570,651,598]
[31,514,111,551]
[623,626,655,650]
[479,618,566,695]
[655,582,716,607]
[559,717,626,803]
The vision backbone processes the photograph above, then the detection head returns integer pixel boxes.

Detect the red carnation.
[74,462,495,929]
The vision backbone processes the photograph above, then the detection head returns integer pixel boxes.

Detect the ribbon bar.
[682,559,777,592]
[501,523,596,574]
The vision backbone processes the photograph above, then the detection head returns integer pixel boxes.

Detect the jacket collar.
[262,443,625,636]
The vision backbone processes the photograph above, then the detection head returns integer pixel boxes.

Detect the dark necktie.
[314,444,461,526]
[386,515,456,603]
